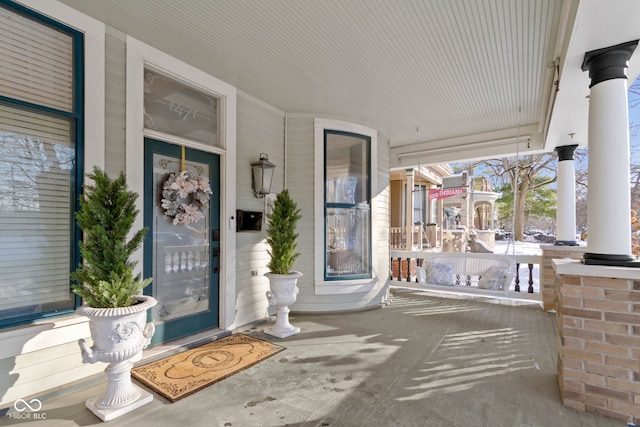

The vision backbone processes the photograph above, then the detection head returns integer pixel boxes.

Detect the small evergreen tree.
[71,167,152,308]
[266,189,301,274]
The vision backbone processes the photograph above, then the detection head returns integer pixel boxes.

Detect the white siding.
[233,92,285,328]
[284,115,315,309]
[0,341,105,406]
[286,115,391,312]
[104,28,127,174]
[376,133,391,292]
[0,318,105,407]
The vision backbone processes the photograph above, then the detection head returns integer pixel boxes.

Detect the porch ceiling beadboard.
[57,0,563,156]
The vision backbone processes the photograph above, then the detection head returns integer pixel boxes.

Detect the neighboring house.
[389,168,500,252]
[389,164,452,250]
[441,174,501,251]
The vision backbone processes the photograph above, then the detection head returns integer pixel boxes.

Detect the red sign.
[428,187,465,200]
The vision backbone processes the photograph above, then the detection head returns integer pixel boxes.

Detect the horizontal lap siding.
[0,341,106,406]
[105,30,126,174]
[376,133,391,291]
[285,115,315,303]
[233,93,285,328]
[287,115,390,311]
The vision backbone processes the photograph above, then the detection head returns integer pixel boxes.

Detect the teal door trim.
[143,138,220,345]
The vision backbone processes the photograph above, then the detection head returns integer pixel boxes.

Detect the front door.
[144,138,220,345]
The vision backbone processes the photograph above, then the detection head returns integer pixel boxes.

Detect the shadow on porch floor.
[1,289,626,427]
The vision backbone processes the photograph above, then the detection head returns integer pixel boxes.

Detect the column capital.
[554,144,578,161]
[581,40,638,88]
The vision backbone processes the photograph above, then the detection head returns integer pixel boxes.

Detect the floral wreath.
[161,169,213,225]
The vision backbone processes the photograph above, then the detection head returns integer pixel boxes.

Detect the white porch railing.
[390,226,422,250]
[389,249,542,296]
[389,227,407,250]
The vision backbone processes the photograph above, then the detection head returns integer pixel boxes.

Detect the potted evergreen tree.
[264,189,302,338]
[72,166,156,421]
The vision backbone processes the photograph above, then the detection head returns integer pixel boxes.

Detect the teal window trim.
[323,129,372,281]
[0,0,84,328]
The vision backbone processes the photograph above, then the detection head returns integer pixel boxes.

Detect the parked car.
[534,233,556,243]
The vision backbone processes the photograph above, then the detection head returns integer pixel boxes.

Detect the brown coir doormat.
[131,334,285,402]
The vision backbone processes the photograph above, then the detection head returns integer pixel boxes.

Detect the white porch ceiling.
[54,0,640,165]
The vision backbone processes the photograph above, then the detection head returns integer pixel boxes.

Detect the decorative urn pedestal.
[76,296,157,422]
[264,271,302,338]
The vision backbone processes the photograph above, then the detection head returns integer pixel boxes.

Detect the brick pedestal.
[554,259,640,424]
[541,245,588,311]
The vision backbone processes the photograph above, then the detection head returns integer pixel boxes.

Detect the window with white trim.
[314,119,378,294]
[324,130,371,280]
[0,1,83,327]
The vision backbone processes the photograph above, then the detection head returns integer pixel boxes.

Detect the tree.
[627,78,640,209]
[265,189,301,274]
[457,153,558,241]
[71,167,152,308]
[494,178,557,232]
[573,148,589,233]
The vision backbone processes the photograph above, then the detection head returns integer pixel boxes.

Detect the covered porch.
[2,0,640,424]
[1,289,625,426]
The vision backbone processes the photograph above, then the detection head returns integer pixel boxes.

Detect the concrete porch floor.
[0,289,626,427]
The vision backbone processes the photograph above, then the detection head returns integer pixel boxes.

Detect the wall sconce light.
[251,153,275,198]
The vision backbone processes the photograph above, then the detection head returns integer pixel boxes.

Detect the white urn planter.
[76,295,157,421]
[265,271,302,338]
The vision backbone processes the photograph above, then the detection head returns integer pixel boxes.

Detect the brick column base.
[555,260,640,424]
[541,245,587,311]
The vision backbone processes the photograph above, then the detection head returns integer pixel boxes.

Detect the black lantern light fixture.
[251,153,275,198]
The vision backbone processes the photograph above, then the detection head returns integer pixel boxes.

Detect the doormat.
[131,333,285,402]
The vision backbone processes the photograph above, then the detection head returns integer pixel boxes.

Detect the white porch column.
[405,169,414,250]
[554,144,578,246]
[581,40,637,265]
[489,201,495,229]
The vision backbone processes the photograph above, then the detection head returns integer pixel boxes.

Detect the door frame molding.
[126,36,237,330]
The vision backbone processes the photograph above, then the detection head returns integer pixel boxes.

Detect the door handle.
[212,247,219,273]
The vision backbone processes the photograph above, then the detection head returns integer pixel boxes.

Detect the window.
[143,68,219,146]
[430,197,438,224]
[0,1,83,327]
[324,130,371,280]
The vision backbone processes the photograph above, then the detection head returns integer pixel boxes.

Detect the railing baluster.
[389,250,541,295]
[528,263,534,293]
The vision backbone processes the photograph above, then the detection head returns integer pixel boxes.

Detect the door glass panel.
[144,68,219,146]
[151,153,210,321]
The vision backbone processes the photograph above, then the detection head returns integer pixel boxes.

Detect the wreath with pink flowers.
[161,170,212,225]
